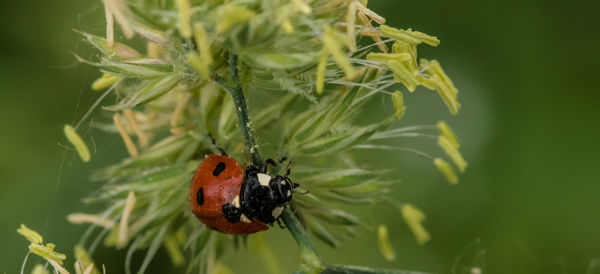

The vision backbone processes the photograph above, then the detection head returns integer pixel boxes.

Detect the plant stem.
[281,207,318,255]
[214,54,320,261]
[322,265,434,274]
[212,60,262,167]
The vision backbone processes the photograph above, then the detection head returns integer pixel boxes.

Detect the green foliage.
[65,0,467,273]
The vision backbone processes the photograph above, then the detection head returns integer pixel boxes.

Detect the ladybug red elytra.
[189,154,297,234]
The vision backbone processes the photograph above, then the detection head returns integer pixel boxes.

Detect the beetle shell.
[189,154,269,234]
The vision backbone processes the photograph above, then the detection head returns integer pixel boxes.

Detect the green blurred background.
[1,1,599,273]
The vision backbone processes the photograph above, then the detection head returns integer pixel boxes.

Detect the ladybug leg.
[208,133,228,156]
[275,217,286,229]
[263,158,278,173]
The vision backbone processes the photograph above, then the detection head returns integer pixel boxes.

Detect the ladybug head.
[269,175,299,205]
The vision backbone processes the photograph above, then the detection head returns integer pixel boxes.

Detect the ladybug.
[189,154,298,234]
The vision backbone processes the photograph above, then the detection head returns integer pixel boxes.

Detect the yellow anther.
[17,224,43,244]
[175,0,192,38]
[401,204,431,245]
[91,74,119,91]
[433,158,459,184]
[438,136,468,172]
[437,121,460,149]
[63,125,91,162]
[377,225,396,261]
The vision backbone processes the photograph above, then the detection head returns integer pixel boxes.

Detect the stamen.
[353,0,386,24]
[357,12,387,52]
[91,74,119,91]
[175,0,192,38]
[380,25,439,46]
[67,213,116,228]
[64,125,91,162]
[387,60,419,92]
[123,109,149,147]
[29,243,67,265]
[17,224,43,244]
[113,113,139,157]
[103,0,135,39]
[47,259,69,273]
[437,121,460,149]
[117,190,136,248]
[104,4,114,46]
[353,144,433,160]
[346,1,357,52]
[377,225,396,261]
[401,204,430,245]
[323,28,355,78]
[438,136,468,172]
[391,91,405,119]
[433,158,459,184]
[367,52,411,62]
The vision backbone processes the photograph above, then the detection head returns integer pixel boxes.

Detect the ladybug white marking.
[257,173,271,187]
[232,195,240,208]
[240,214,251,223]
[286,190,291,197]
[271,206,284,219]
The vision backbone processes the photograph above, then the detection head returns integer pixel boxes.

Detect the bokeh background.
[1,1,599,273]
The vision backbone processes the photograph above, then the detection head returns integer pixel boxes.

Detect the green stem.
[322,265,434,274]
[280,208,317,254]
[214,54,320,266]
[212,62,262,167]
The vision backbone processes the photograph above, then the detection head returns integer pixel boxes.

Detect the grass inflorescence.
[52,0,469,273]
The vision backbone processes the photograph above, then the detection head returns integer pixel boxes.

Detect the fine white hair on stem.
[20,251,31,274]
[347,58,389,70]
[353,144,434,160]
[355,38,394,53]
[353,80,397,102]
[373,125,438,137]
[369,132,438,140]
[74,81,119,130]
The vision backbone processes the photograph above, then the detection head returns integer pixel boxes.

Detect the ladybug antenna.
[295,189,310,195]
[207,133,228,155]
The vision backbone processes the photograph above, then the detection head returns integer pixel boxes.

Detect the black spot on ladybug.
[197,188,204,205]
[222,203,241,223]
[213,162,226,176]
